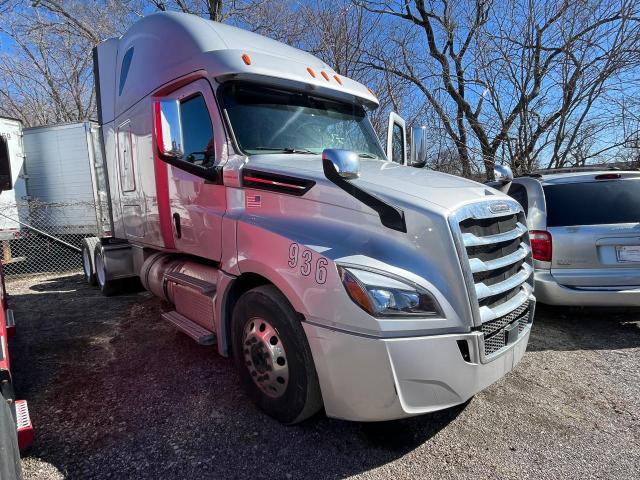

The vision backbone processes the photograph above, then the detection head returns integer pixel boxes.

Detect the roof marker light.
[321,71,330,81]
[307,67,316,78]
[368,87,377,97]
[242,53,252,65]
[334,75,343,85]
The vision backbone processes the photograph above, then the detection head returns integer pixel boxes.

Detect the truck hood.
[245,154,499,213]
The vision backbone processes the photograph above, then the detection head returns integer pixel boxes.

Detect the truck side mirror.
[154,99,184,158]
[494,164,514,183]
[322,149,360,179]
[386,112,407,165]
[485,164,514,193]
[0,135,12,192]
[410,126,428,168]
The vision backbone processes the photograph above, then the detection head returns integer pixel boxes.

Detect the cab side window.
[391,123,404,164]
[179,94,215,167]
[507,183,529,213]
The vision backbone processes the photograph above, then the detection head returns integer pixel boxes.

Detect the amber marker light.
[242,53,252,65]
[339,268,374,316]
[334,75,343,85]
[307,67,316,78]
[321,70,330,81]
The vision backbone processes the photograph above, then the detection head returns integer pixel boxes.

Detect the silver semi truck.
[85,12,535,423]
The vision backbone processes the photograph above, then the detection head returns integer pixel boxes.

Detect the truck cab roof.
[94,12,378,124]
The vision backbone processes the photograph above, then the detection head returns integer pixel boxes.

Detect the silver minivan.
[508,169,640,306]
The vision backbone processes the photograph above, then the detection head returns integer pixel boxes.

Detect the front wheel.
[231,285,322,424]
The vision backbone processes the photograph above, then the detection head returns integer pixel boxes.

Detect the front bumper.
[535,271,640,306]
[303,319,531,422]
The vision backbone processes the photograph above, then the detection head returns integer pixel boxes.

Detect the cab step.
[163,271,216,295]
[15,400,33,450]
[161,310,216,346]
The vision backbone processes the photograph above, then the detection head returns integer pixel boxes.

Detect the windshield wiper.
[253,147,318,154]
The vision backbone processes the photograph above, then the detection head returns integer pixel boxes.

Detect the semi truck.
[0,128,34,479]
[84,12,536,423]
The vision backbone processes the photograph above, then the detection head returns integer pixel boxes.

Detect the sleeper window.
[179,94,215,167]
[119,47,134,96]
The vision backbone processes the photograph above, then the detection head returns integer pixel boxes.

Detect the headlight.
[338,266,443,318]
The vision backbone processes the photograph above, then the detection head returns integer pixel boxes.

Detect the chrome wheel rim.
[95,253,106,287]
[243,317,289,398]
[82,248,91,279]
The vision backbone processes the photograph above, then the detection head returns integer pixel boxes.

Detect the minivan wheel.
[231,285,322,424]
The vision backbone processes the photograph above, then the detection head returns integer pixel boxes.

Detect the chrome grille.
[482,301,531,356]
[449,200,534,327]
[481,300,529,338]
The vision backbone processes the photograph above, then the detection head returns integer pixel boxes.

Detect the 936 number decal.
[288,243,328,284]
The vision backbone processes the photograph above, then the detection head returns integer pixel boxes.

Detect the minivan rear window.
[544,179,640,227]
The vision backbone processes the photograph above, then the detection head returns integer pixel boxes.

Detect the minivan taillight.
[530,230,552,262]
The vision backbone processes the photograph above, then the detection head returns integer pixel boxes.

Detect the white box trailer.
[22,122,111,236]
[0,117,28,242]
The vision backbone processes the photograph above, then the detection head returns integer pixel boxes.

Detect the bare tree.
[151,0,228,21]
[0,1,134,125]
[359,0,640,178]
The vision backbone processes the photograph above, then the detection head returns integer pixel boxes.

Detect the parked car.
[507,168,640,306]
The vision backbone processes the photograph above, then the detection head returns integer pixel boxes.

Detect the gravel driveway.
[7,273,640,479]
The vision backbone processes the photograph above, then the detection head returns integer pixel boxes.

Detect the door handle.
[173,213,182,239]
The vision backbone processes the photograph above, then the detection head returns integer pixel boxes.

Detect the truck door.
[161,79,226,261]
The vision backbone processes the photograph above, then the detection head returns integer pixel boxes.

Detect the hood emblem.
[489,202,510,214]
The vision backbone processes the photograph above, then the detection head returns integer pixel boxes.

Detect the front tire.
[231,285,322,424]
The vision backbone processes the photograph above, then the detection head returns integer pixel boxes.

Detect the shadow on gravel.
[528,304,640,352]
[8,274,465,480]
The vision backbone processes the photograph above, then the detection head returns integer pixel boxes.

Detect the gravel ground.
[6,273,640,479]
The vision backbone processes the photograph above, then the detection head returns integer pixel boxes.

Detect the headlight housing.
[338,266,443,318]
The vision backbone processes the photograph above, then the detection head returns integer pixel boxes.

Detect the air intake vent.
[242,169,315,196]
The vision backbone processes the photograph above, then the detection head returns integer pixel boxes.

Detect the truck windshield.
[220,82,386,159]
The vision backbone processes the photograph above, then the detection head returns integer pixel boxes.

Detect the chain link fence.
[0,200,100,279]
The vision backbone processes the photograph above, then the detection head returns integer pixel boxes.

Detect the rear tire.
[93,244,122,297]
[231,285,322,424]
[81,237,99,286]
